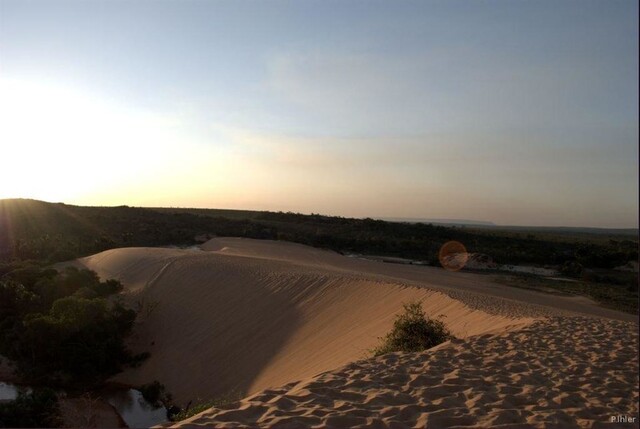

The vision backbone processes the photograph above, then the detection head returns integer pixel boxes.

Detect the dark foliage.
[138,380,171,408]
[0,266,137,389]
[1,199,636,273]
[372,302,453,356]
[170,389,241,422]
[0,388,60,428]
[560,261,584,278]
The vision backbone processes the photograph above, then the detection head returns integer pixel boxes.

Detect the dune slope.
[173,317,638,428]
[69,239,537,405]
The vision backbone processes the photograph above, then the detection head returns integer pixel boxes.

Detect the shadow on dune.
[77,251,302,405]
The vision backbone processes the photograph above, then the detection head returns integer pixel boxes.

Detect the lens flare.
[438,240,468,271]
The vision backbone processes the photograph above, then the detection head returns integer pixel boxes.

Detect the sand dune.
[205,238,634,322]
[199,237,347,268]
[172,317,638,428]
[70,240,535,405]
[67,237,637,427]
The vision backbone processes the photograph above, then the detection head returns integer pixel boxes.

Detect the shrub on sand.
[138,381,171,408]
[372,301,453,356]
[171,390,241,422]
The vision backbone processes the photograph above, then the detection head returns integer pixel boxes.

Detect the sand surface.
[64,237,637,427]
[172,317,638,428]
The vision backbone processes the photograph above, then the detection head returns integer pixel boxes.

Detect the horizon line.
[2,197,638,232]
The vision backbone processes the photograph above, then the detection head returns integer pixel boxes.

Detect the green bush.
[0,266,138,388]
[172,401,216,421]
[138,381,171,407]
[14,296,137,386]
[171,390,241,422]
[0,388,60,428]
[560,261,583,278]
[372,301,453,356]
[31,267,123,311]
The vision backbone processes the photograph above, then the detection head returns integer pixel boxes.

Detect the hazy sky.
[1,0,637,227]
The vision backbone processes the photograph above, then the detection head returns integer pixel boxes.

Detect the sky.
[0,0,638,228]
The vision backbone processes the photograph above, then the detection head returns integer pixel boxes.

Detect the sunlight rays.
[0,79,183,202]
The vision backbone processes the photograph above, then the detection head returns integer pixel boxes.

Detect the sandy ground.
[172,317,638,428]
[63,237,637,427]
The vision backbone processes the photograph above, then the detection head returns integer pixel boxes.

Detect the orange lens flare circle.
[438,241,469,271]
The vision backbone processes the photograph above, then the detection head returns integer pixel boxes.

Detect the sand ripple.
[171,317,638,428]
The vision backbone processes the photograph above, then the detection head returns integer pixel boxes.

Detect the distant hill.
[379,217,496,226]
[465,224,638,236]
[378,217,637,236]
[377,216,637,240]
[0,198,231,262]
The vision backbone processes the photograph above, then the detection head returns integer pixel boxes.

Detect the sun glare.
[0,79,187,203]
